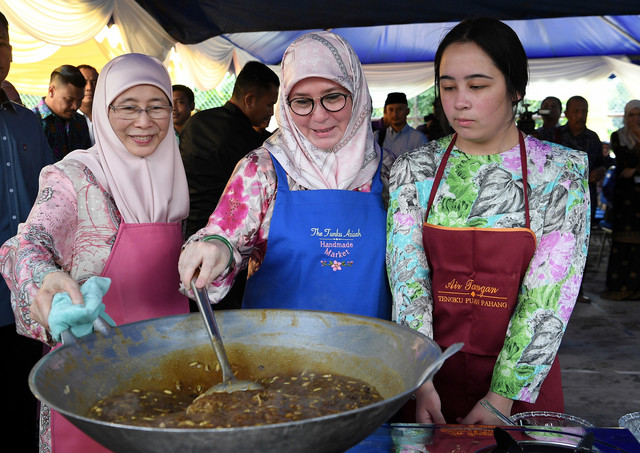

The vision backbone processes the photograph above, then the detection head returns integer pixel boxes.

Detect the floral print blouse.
[0,159,121,345]
[187,147,393,301]
[386,134,590,403]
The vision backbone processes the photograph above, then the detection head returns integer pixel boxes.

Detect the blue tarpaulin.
[133,1,640,64]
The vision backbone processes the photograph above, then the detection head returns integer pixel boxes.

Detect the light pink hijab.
[264,31,379,190]
[65,53,189,224]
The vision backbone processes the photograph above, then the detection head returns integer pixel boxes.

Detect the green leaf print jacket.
[386,134,590,403]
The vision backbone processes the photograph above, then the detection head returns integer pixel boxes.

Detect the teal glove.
[48,276,116,343]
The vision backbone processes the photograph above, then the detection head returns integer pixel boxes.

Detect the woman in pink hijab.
[179,31,393,319]
[0,53,190,452]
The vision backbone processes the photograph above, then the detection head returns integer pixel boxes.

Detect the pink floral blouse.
[0,159,121,344]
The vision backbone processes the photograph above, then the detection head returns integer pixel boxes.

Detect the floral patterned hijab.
[263,31,379,190]
[65,53,189,224]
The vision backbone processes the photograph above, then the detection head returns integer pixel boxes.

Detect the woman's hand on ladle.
[178,240,231,290]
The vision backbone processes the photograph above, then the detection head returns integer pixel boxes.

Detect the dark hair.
[0,12,8,32]
[172,84,195,105]
[566,95,588,110]
[542,96,562,111]
[77,64,97,74]
[232,61,279,99]
[434,17,528,109]
[50,65,87,89]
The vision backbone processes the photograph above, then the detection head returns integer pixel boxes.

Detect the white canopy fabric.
[2,0,640,115]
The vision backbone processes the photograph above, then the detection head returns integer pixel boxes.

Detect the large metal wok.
[30,310,460,453]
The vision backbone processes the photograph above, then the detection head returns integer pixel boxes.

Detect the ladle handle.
[480,399,516,426]
[418,342,463,385]
[190,279,236,382]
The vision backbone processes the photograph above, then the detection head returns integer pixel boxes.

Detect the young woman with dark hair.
[387,17,590,425]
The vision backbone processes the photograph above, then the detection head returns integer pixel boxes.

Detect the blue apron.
[242,153,392,319]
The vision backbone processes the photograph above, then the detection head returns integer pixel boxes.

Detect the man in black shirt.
[179,61,279,309]
[172,84,195,137]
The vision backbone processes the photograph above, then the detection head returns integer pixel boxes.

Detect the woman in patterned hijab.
[179,31,393,320]
[264,31,380,190]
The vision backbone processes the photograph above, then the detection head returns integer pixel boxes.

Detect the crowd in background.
[1,9,638,452]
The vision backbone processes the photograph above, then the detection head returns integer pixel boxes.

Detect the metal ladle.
[190,278,263,395]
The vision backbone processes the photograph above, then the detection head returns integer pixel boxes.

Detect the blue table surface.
[348,423,640,452]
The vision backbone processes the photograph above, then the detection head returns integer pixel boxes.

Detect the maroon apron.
[51,223,189,452]
[423,133,563,423]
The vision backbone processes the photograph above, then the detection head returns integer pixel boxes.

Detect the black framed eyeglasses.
[109,104,173,120]
[287,93,351,116]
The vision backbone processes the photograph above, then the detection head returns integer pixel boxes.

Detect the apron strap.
[425,132,530,229]
[270,153,291,193]
[370,151,384,194]
[425,134,456,220]
[518,131,531,229]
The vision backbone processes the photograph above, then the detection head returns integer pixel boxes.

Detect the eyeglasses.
[287,93,351,116]
[109,104,173,120]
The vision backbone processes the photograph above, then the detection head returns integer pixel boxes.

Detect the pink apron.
[51,222,188,452]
